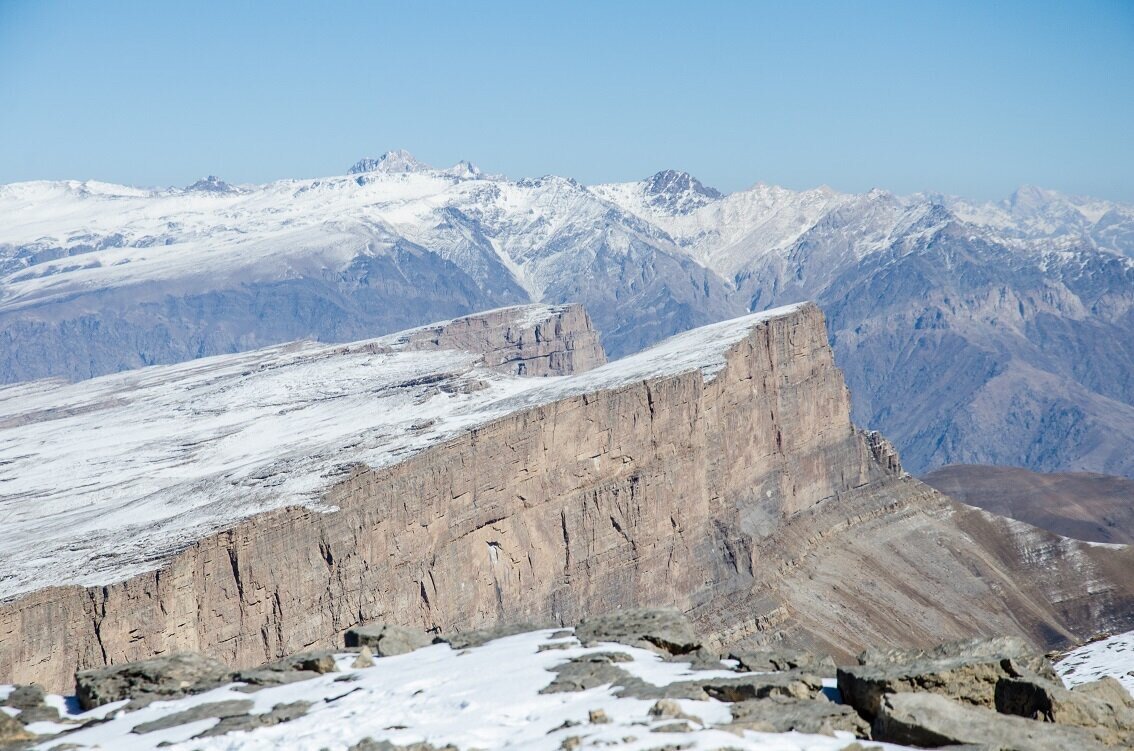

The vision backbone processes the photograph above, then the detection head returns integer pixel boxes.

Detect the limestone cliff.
[1,303,1131,692]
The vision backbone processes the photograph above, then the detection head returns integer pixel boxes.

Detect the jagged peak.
[445,159,482,179]
[639,169,723,215]
[349,149,429,175]
[185,175,234,193]
[644,169,722,200]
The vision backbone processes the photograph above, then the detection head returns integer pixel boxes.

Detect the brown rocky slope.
[1,302,1131,692]
[922,464,1134,545]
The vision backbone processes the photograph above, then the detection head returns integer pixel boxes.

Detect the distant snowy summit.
[184,175,236,193]
[642,169,723,214]
[348,148,482,179]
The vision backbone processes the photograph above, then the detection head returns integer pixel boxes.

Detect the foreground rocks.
[837,636,1056,718]
[75,652,233,711]
[8,612,1134,750]
[837,635,1134,748]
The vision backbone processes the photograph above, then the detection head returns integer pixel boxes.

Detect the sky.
[1,0,1132,201]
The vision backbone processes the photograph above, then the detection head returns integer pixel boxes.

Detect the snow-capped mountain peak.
[641,169,723,214]
[184,175,235,193]
[348,149,428,175]
[445,159,482,179]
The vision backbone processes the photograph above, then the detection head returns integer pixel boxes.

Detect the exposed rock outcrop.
[1,303,1133,694]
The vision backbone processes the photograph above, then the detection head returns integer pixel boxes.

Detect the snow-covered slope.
[5,626,1131,750]
[3,152,1134,477]
[0,302,803,601]
[1056,629,1134,697]
[1,629,902,751]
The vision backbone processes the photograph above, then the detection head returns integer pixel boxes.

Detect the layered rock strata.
[1,302,1132,692]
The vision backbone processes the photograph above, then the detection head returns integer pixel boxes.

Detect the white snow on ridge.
[0,303,805,601]
[1055,629,1134,697]
[5,153,1131,319]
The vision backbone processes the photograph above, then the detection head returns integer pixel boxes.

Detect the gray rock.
[649,699,701,723]
[540,653,633,694]
[995,672,1134,733]
[1072,676,1134,709]
[695,672,824,702]
[131,700,253,734]
[3,686,45,712]
[13,705,61,725]
[231,669,321,691]
[193,700,312,738]
[348,739,458,751]
[260,650,339,675]
[75,652,233,711]
[434,622,546,650]
[727,696,870,738]
[540,651,821,703]
[838,636,1055,720]
[729,648,836,674]
[574,609,702,656]
[345,624,433,656]
[873,691,1113,750]
[3,684,59,725]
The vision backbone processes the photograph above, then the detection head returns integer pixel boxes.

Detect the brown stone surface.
[2,303,1132,692]
[922,464,1134,545]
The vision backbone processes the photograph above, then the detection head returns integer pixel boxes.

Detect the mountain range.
[2,149,1132,476]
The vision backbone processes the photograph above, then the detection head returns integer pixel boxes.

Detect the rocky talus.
[1,303,1132,693]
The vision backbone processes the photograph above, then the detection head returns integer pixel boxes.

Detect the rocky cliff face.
[1,303,1131,692]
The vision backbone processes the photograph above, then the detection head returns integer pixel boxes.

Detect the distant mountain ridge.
[1,151,1132,476]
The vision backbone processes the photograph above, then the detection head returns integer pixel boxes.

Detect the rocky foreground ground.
[1,610,1132,751]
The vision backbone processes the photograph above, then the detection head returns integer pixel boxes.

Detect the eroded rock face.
[873,691,1115,750]
[837,637,1056,720]
[2,303,1133,693]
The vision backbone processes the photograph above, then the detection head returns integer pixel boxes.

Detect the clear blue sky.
[1,0,1132,200]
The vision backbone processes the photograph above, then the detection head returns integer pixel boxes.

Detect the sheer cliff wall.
[2,303,1131,692]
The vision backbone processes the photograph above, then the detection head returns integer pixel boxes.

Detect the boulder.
[75,652,233,711]
[259,650,339,675]
[349,740,457,751]
[838,636,1054,719]
[727,696,870,738]
[345,624,432,656]
[231,669,321,691]
[729,648,836,674]
[540,653,633,694]
[873,691,1113,750]
[130,700,254,734]
[2,686,45,712]
[574,609,701,656]
[695,671,823,702]
[995,672,1134,733]
[434,622,545,650]
[194,700,312,738]
[13,705,61,725]
[3,684,59,725]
